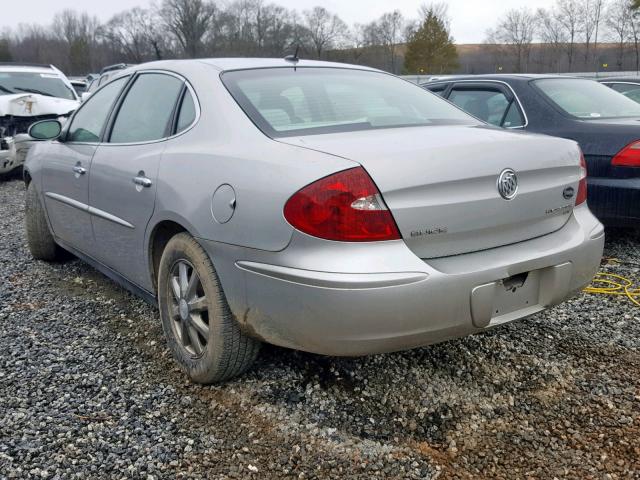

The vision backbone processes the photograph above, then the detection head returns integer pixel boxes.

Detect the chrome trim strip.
[44,192,134,229]
[88,206,135,229]
[44,192,89,212]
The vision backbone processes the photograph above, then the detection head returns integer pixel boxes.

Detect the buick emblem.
[563,186,575,199]
[497,169,518,200]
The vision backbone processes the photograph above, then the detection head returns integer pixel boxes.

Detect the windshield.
[534,78,640,119]
[221,67,478,137]
[0,71,76,100]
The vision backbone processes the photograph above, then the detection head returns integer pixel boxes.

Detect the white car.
[0,63,79,176]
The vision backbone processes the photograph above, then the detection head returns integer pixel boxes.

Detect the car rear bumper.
[587,176,640,227]
[199,204,604,356]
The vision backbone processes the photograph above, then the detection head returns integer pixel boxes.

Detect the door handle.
[72,165,86,175]
[133,175,153,188]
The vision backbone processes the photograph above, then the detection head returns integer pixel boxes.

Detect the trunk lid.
[279,125,582,258]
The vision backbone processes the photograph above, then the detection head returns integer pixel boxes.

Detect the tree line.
[0,0,457,76]
[11,0,639,77]
[486,0,640,73]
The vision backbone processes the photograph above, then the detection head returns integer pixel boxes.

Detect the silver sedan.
[23,59,604,383]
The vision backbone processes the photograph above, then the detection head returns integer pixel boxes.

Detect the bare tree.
[302,6,348,59]
[377,11,405,73]
[606,0,632,69]
[418,2,451,29]
[160,0,216,57]
[631,4,640,70]
[52,10,101,73]
[11,24,53,65]
[102,8,165,62]
[358,11,405,73]
[537,7,568,72]
[486,8,536,73]
[556,0,582,71]
[286,10,311,54]
[581,0,605,68]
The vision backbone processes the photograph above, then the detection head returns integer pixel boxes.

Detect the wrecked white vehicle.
[0,63,79,176]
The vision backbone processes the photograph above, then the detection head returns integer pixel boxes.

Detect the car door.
[87,72,187,290]
[445,83,526,129]
[41,76,129,253]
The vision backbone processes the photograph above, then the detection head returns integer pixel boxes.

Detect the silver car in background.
[24,59,604,383]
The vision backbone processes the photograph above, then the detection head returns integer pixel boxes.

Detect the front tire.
[25,181,61,261]
[158,233,260,383]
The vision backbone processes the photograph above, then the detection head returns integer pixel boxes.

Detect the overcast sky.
[3,0,558,43]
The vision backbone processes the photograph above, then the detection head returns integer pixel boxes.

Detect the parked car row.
[22,58,606,384]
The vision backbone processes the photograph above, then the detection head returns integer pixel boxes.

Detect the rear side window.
[110,73,183,143]
[176,89,197,133]
[221,68,477,137]
[68,77,128,143]
[448,88,524,127]
[502,102,525,128]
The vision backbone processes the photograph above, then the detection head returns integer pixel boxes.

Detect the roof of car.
[423,74,585,85]
[122,58,379,74]
[0,62,58,73]
[99,63,133,75]
[200,58,378,71]
[597,77,640,83]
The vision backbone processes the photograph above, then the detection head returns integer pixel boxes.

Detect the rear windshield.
[221,67,477,137]
[0,71,76,100]
[534,78,640,119]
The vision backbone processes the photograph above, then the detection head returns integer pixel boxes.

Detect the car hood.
[0,93,79,117]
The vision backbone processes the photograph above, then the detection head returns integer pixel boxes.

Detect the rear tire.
[25,181,61,261]
[158,233,260,383]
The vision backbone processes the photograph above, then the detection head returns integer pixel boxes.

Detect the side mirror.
[28,119,62,140]
[81,92,91,102]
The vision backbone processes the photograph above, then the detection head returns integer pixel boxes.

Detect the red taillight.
[576,152,588,205]
[284,167,401,242]
[612,140,640,167]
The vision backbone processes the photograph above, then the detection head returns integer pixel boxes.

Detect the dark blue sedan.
[423,75,640,227]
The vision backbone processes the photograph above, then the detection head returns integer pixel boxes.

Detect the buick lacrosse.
[24,59,604,383]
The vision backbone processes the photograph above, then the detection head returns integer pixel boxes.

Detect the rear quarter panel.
[151,62,357,252]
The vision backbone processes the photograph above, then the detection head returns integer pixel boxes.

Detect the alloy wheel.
[168,260,210,357]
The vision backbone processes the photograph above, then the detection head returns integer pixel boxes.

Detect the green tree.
[0,38,11,62]
[403,8,458,74]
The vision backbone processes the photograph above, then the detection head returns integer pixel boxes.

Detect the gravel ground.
[1,176,639,479]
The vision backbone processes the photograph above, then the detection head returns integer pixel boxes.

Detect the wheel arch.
[23,168,32,186]
[147,219,192,292]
